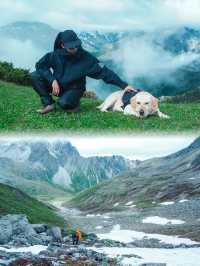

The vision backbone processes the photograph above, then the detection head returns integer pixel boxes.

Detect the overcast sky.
[1,0,200,31]
[68,135,196,159]
[1,135,197,160]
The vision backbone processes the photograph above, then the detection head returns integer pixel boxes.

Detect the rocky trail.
[0,197,200,265]
[54,199,200,265]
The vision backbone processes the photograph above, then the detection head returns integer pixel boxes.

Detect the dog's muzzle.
[139,110,145,116]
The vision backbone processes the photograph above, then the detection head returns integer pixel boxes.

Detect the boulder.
[63,235,71,243]
[47,226,62,242]
[32,224,48,234]
[0,215,36,245]
[0,215,52,246]
[0,217,12,244]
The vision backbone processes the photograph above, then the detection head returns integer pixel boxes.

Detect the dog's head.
[130,91,158,118]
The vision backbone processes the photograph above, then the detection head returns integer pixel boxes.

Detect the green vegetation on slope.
[0,61,31,86]
[0,182,66,227]
[66,172,180,212]
[1,80,200,133]
[5,177,73,203]
[166,88,200,103]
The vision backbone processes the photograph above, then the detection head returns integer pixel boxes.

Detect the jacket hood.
[54,30,82,51]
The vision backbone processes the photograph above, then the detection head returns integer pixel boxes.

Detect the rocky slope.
[0,214,120,265]
[68,137,200,212]
[2,214,199,266]
[0,140,135,199]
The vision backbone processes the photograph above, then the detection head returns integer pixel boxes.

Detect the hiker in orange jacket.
[72,228,82,245]
[75,228,82,244]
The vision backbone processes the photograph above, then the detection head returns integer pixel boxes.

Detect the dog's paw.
[100,109,108,112]
[161,114,170,119]
[157,111,170,119]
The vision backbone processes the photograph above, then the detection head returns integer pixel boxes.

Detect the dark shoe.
[36,104,55,114]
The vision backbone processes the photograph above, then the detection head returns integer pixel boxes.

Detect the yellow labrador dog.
[97,90,169,119]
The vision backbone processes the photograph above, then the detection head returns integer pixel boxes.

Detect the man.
[31,30,135,114]
[71,228,82,245]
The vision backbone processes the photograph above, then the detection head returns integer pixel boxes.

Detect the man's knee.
[31,71,44,89]
[58,98,76,110]
[31,71,40,82]
[58,90,82,110]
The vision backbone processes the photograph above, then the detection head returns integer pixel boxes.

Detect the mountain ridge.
[67,137,200,212]
[0,140,136,199]
[1,21,200,96]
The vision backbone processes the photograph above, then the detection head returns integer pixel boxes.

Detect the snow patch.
[52,166,72,188]
[113,203,119,207]
[97,225,198,246]
[47,143,58,158]
[179,199,189,203]
[160,201,174,206]
[0,245,47,255]
[103,215,111,219]
[86,214,95,217]
[88,247,200,266]
[125,201,133,206]
[96,226,103,229]
[142,216,185,225]
[86,213,102,217]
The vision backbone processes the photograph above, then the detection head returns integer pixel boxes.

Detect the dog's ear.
[151,96,158,112]
[130,96,137,111]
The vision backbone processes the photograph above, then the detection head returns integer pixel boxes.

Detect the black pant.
[31,71,84,109]
[72,237,79,245]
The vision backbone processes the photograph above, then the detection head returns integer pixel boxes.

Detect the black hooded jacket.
[35,37,128,90]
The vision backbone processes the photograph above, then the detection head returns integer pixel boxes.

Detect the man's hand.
[124,85,137,92]
[52,80,60,96]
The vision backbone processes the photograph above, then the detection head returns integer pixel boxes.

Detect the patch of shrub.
[164,88,200,103]
[0,61,32,86]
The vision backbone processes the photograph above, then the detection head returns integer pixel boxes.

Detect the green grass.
[0,182,66,227]
[1,80,200,133]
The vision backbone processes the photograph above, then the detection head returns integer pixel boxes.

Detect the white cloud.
[70,0,125,12]
[164,0,200,25]
[112,33,200,86]
[1,0,200,31]
[0,37,44,70]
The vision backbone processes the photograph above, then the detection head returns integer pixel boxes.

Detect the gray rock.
[32,224,48,233]
[63,235,71,242]
[9,236,29,246]
[0,215,36,245]
[39,234,52,244]
[47,226,62,242]
[0,215,54,246]
[0,218,12,244]
[73,252,81,259]
[26,235,44,245]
